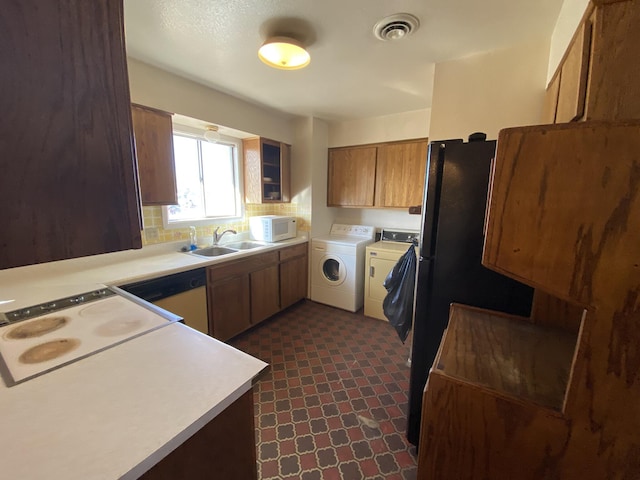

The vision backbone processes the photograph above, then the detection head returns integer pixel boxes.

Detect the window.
[164,131,243,227]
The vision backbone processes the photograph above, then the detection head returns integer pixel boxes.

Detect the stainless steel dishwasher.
[120,268,208,335]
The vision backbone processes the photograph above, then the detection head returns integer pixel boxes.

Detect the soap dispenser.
[189,226,197,251]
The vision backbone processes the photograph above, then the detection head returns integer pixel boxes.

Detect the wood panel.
[436,304,577,410]
[132,104,178,205]
[250,264,280,324]
[242,137,263,204]
[484,120,640,306]
[418,373,571,480]
[529,289,585,333]
[207,251,279,282]
[476,119,640,478]
[585,0,640,121]
[207,274,251,341]
[279,242,307,262]
[280,254,308,309]
[327,147,377,206]
[374,140,428,207]
[542,72,561,124]
[0,0,142,269]
[280,142,291,203]
[556,21,592,123]
[141,389,257,480]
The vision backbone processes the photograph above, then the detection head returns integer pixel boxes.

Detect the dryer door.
[318,254,347,286]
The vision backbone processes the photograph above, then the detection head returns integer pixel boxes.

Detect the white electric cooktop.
[0,288,179,386]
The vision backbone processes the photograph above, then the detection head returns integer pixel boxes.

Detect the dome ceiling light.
[373,13,420,41]
[258,36,310,70]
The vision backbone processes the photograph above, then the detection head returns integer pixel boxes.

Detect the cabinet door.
[208,275,251,341]
[542,73,561,124]
[374,141,428,207]
[280,255,308,309]
[250,265,280,324]
[327,147,377,206]
[556,22,592,123]
[243,137,290,204]
[1,0,142,269]
[484,121,640,305]
[132,105,178,205]
[586,0,640,121]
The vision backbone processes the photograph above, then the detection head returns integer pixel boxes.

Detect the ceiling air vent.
[373,13,420,41]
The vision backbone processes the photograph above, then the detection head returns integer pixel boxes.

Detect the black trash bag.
[382,245,417,343]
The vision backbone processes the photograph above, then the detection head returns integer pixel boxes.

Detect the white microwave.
[249,215,297,242]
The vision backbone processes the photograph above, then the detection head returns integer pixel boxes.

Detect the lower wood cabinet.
[207,273,251,341]
[140,388,257,480]
[207,243,308,342]
[250,264,280,324]
[279,243,309,309]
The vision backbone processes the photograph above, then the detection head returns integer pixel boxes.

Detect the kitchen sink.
[224,241,266,250]
[191,246,238,257]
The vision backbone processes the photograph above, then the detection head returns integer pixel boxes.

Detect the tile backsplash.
[141,203,311,246]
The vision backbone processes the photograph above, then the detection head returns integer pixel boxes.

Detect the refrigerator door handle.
[370,266,375,277]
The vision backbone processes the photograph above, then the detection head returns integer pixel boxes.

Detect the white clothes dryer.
[310,224,376,312]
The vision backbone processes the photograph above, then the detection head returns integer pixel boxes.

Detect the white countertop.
[0,236,312,478]
[0,322,267,479]
[0,234,308,312]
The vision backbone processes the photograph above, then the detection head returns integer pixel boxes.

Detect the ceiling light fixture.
[203,125,220,143]
[258,36,310,70]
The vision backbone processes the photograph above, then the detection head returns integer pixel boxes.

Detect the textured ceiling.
[124,0,563,122]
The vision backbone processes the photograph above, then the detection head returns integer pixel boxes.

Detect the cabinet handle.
[370,266,375,277]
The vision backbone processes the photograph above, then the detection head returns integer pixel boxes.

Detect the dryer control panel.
[329,224,375,239]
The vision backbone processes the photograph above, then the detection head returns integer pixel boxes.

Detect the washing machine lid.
[313,224,376,247]
[314,235,374,247]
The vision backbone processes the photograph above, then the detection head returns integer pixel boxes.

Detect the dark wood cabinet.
[207,251,279,341]
[132,104,178,205]
[206,243,307,341]
[243,137,291,203]
[279,243,308,309]
[250,264,280,323]
[141,388,257,480]
[0,0,142,269]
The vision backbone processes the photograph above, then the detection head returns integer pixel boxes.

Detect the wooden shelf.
[436,303,579,411]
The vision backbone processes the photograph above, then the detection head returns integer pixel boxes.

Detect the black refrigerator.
[406,135,534,445]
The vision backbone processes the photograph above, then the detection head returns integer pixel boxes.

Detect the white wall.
[428,39,551,141]
[547,0,590,84]
[328,109,431,147]
[127,58,296,144]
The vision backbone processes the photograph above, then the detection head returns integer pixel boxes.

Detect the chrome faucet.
[213,227,237,245]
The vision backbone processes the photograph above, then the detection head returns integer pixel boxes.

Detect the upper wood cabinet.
[0,0,142,270]
[545,0,640,123]
[328,146,377,206]
[328,138,428,208]
[374,141,428,207]
[131,104,178,205]
[243,137,291,203]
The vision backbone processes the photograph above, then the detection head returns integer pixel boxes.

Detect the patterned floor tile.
[231,300,418,480]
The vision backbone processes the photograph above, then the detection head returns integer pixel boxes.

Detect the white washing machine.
[310,224,376,312]
[364,229,419,321]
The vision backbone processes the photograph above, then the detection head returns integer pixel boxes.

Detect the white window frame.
[162,125,244,229]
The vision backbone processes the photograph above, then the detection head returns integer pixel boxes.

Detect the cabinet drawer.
[279,243,307,262]
[208,251,279,282]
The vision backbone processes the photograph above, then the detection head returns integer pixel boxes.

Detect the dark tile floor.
[231,300,418,480]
